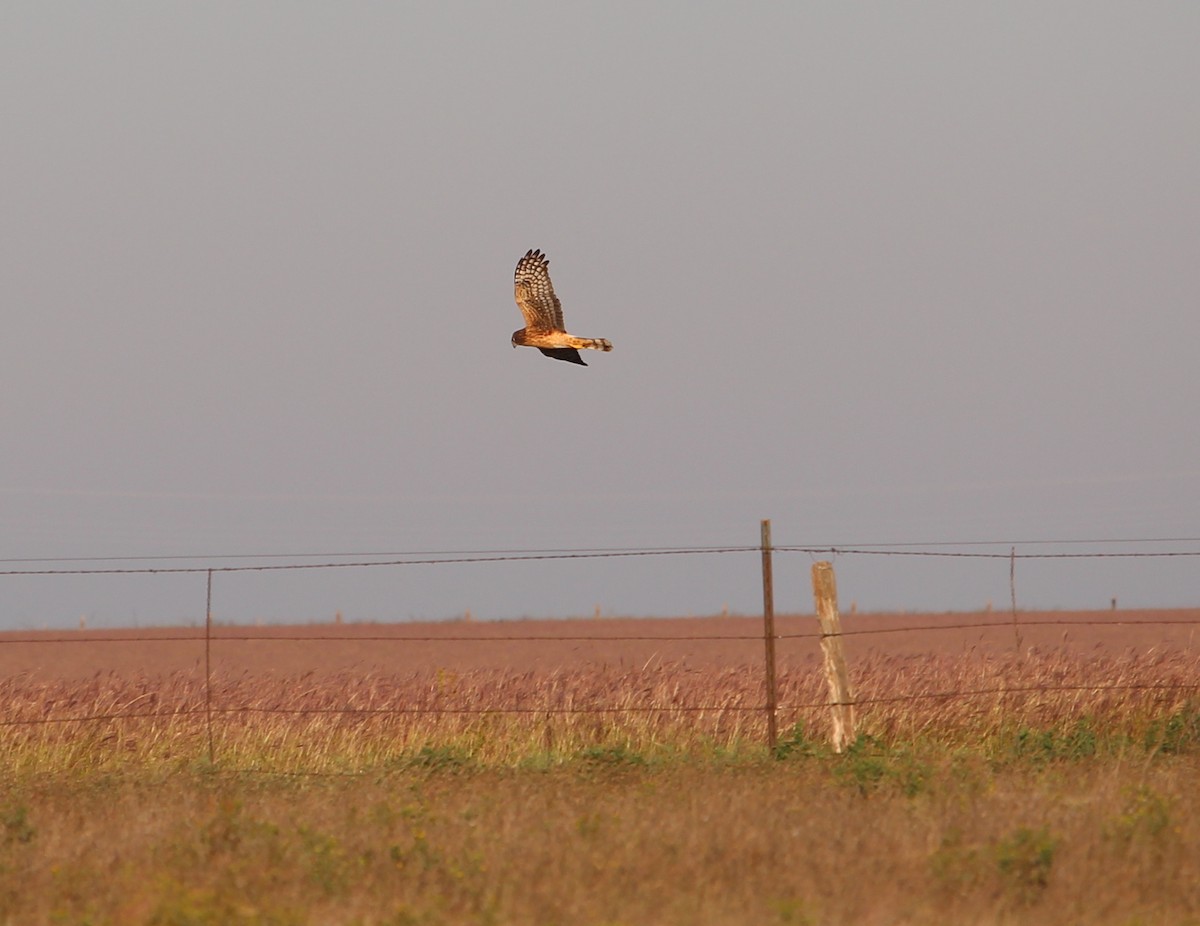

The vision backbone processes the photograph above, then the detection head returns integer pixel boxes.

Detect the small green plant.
[836,735,889,793]
[1145,704,1200,755]
[298,826,351,896]
[1105,786,1174,845]
[774,722,821,760]
[929,829,985,894]
[993,826,1057,903]
[832,735,931,797]
[576,744,648,767]
[1,805,34,845]
[933,824,1059,904]
[1009,718,1100,763]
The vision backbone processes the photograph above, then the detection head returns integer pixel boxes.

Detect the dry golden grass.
[3,749,1200,924]
[3,650,1200,924]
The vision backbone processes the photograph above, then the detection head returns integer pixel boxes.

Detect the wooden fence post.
[811,561,856,753]
[1010,545,1022,653]
[205,569,215,765]
[760,519,778,752]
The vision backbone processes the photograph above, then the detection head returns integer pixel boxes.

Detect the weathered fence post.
[760,519,778,752]
[811,561,856,753]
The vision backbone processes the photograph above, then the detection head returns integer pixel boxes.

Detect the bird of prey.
[511,249,612,365]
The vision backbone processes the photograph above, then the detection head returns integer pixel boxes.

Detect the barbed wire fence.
[2,523,1199,765]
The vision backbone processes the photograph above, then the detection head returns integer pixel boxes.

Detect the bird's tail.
[567,336,613,352]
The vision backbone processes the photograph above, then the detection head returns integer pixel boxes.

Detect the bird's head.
[511,329,526,348]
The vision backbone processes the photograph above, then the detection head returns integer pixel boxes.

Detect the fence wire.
[2,540,1199,757]
[5,617,1200,647]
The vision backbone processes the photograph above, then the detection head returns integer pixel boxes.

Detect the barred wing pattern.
[510,249,612,366]
[514,249,565,332]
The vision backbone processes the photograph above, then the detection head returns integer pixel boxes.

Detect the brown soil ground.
[1,608,1196,681]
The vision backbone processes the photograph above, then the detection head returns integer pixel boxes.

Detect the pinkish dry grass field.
[3,609,1200,924]
[2,607,1196,680]
[1,608,1197,768]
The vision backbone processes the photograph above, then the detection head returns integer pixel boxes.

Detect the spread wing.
[514,249,565,332]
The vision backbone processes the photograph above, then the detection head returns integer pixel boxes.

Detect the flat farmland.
[4,609,1200,925]
[3,607,1197,680]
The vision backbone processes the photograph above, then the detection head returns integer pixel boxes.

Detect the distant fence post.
[811,561,856,753]
[205,569,215,765]
[1010,545,1022,653]
[760,519,778,752]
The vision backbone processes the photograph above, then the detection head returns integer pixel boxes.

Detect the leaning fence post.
[760,519,778,752]
[811,561,856,753]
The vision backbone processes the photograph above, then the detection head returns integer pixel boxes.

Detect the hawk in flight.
[511,249,612,365]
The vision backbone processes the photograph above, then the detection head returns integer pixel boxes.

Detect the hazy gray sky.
[3,4,1198,628]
